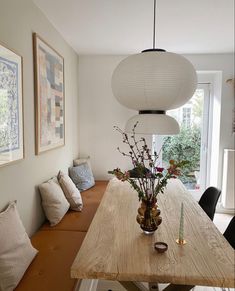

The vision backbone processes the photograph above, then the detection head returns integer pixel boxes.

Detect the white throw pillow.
[39,177,70,226]
[0,201,38,291]
[58,171,83,211]
[73,156,91,168]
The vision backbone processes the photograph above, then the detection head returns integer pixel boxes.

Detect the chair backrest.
[198,187,221,220]
[223,216,235,249]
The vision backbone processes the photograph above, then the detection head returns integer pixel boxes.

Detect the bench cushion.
[15,230,86,291]
[81,181,108,204]
[41,181,108,232]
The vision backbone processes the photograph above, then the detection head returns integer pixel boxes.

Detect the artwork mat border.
[33,33,65,155]
[0,41,25,168]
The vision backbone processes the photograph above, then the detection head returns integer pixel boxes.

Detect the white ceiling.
[33,0,234,55]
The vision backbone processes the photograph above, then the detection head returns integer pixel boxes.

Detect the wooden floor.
[213,213,233,233]
[96,213,234,291]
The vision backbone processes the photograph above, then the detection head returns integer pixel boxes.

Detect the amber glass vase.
[136,198,162,234]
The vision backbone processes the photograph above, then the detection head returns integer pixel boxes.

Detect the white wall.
[78,56,136,180]
[78,54,234,188]
[0,0,79,236]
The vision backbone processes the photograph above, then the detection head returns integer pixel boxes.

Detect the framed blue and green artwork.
[33,33,65,155]
[0,43,24,166]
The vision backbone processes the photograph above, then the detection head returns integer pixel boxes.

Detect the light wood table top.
[71,178,235,288]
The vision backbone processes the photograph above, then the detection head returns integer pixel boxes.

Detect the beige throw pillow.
[0,201,38,291]
[73,156,91,168]
[39,177,69,226]
[58,171,83,211]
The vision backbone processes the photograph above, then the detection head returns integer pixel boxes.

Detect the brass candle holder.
[176,238,187,245]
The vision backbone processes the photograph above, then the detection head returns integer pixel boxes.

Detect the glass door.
[153,84,210,198]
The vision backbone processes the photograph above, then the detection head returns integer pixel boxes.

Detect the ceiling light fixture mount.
[111,0,197,135]
[142,49,166,52]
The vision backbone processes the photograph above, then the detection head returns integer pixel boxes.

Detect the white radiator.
[222,149,235,209]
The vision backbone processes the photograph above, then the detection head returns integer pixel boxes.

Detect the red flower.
[156,167,164,173]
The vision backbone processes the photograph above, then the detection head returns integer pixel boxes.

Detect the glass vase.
[136,198,162,235]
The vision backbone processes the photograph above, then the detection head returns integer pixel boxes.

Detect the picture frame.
[0,42,24,167]
[33,33,65,155]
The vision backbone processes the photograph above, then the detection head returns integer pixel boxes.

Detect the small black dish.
[154,242,168,253]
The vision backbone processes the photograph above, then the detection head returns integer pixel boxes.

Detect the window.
[182,107,192,128]
[153,84,211,196]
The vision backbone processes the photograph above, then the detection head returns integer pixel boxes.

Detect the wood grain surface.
[71,178,235,288]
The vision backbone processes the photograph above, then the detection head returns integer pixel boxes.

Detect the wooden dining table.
[71,178,235,291]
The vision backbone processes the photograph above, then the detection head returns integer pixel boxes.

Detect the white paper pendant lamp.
[111,49,197,134]
[111,0,197,135]
[112,50,197,111]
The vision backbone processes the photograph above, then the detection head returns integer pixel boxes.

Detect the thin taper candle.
[176,202,186,244]
[179,202,184,242]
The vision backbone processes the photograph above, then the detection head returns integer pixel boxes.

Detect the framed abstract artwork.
[0,43,24,167]
[33,33,65,155]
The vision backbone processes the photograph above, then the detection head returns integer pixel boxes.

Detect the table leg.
[119,281,148,291]
[148,282,159,291]
[162,284,194,291]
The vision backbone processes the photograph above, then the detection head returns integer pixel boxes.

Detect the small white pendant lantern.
[125,112,180,135]
[111,1,197,134]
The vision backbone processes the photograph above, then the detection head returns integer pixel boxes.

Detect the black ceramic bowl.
[154,242,168,253]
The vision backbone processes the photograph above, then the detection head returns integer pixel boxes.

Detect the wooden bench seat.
[15,180,108,291]
[15,230,86,291]
[41,206,100,232]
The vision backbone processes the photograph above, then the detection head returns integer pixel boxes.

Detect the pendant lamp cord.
[153,0,157,49]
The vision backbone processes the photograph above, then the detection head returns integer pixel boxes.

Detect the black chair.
[198,187,221,220]
[223,216,235,249]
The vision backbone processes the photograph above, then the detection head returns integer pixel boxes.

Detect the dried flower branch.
[108,122,188,201]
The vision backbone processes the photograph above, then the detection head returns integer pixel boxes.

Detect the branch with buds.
[108,122,188,201]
